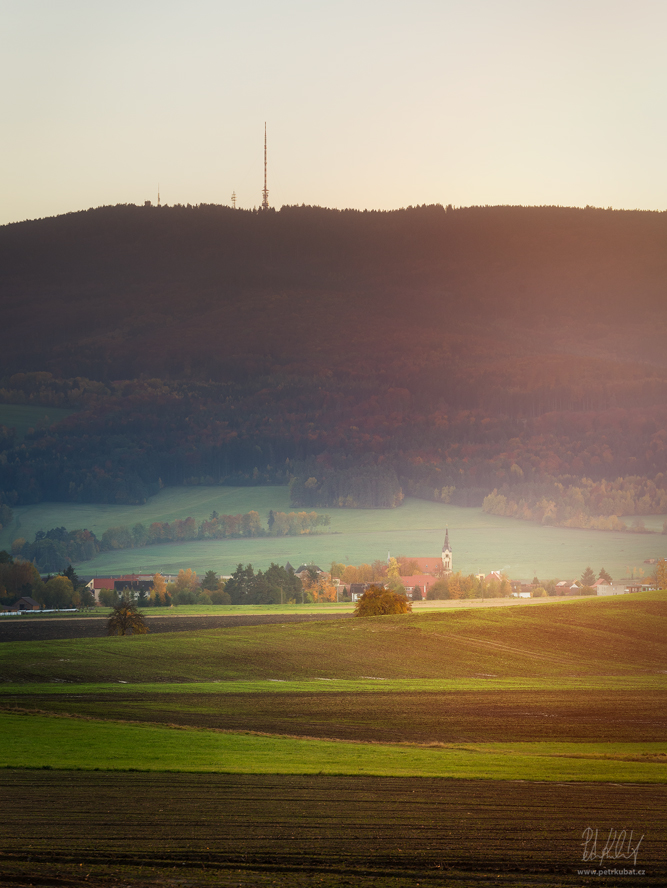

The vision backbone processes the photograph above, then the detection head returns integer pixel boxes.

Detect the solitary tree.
[598,567,613,585]
[107,600,149,636]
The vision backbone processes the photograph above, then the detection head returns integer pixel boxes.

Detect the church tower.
[441,528,452,575]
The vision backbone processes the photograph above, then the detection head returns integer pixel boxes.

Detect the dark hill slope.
[1,203,666,381]
[2,204,667,508]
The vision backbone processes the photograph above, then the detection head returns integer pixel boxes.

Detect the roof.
[411,557,443,575]
[399,575,439,588]
[295,564,323,574]
[16,596,39,607]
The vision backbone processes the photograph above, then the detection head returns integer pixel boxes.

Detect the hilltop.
[1,202,667,380]
[1,203,667,512]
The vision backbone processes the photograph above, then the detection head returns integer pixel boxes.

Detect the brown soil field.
[1,771,664,887]
[4,688,666,743]
[0,611,350,643]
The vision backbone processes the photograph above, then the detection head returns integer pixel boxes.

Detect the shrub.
[354,585,412,616]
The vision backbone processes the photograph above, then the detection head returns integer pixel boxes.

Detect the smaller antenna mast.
[261,122,269,211]
[157,184,161,208]
[231,190,237,210]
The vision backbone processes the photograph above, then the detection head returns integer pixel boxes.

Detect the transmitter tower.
[261,122,269,210]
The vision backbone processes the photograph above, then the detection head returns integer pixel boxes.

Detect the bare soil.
[4,688,666,743]
[1,771,665,887]
[0,612,350,643]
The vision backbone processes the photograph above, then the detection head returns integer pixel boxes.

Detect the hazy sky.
[1,0,666,224]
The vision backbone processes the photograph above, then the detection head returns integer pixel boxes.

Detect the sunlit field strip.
[3,676,667,695]
[1,713,665,782]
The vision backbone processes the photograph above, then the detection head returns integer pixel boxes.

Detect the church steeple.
[441,528,452,575]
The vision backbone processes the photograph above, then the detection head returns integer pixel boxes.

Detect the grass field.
[1,713,665,782]
[2,592,666,885]
[1,593,665,683]
[0,403,75,440]
[2,484,666,580]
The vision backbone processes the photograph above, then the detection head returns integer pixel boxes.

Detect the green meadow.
[1,713,664,782]
[2,484,666,579]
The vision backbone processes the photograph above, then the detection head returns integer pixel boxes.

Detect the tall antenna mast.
[157,184,161,208]
[231,190,237,209]
[261,122,269,211]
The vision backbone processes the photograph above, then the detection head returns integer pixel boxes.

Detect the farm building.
[14,596,40,611]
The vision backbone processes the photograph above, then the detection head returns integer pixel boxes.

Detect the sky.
[1,0,666,225]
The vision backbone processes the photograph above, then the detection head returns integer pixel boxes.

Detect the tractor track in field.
[453,634,578,668]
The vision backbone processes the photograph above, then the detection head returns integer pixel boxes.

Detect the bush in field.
[354,585,412,616]
[107,600,149,636]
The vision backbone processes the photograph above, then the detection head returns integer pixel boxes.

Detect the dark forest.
[1,202,666,530]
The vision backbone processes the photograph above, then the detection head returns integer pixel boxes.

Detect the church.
[393,530,453,599]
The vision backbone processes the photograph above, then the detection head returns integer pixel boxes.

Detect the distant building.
[392,529,453,579]
[596,584,630,596]
[86,575,175,603]
[442,528,452,575]
[14,596,40,611]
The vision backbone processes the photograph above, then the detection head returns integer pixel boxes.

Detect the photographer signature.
[581,827,644,866]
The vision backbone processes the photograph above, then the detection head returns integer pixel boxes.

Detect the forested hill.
[1,202,666,381]
[1,203,667,515]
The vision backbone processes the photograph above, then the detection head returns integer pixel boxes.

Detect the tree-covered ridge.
[1,203,667,518]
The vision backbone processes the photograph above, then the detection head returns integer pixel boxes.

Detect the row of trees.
[10,509,331,572]
[0,555,95,610]
[483,475,667,531]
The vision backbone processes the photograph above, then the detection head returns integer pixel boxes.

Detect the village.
[3,530,658,614]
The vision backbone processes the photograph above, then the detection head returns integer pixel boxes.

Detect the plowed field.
[0,612,350,642]
[4,687,666,743]
[1,771,665,887]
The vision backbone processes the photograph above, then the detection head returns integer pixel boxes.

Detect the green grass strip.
[2,676,667,695]
[1,712,665,782]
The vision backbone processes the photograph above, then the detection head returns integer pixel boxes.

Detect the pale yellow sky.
[1,0,666,225]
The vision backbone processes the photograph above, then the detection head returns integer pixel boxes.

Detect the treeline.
[12,527,101,573]
[12,509,331,572]
[290,464,403,509]
[483,475,667,531]
[0,556,95,610]
[221,563,304,606]
[425,572,512,600]
[0,502,12,531]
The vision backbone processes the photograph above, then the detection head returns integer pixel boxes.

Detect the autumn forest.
[1,202,666,535]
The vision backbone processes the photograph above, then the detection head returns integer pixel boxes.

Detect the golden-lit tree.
[387,557,400,579]
[107,601,149,636]
[354,585,411,617]
[656,558,667,590]
[151,573,167,605]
